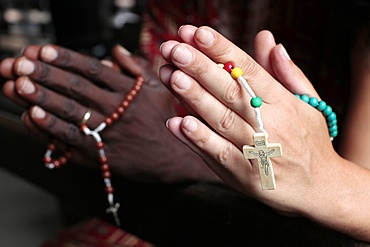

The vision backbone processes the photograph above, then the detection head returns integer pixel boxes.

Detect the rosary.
[43,75,144,226]
[223,62,338,190]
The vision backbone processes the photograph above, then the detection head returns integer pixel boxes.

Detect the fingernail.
[17,57,35,75]
[173,71,191,90]
[165,118,171,128]
[182,117,198,133]
[18,77,35,95]
[21,111,27,122]
[101,59,113,68]
[19,46,26,56]
[177,25,184,36]
[31,106,46,119]
[281,44,291,60]
[41,45,58,62]
[197,28,215,47]
[173,45,193,65]
[117,45,131,56]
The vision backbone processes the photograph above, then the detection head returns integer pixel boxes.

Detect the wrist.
[302,156,370,240]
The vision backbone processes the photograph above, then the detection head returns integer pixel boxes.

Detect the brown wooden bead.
[54,160,61,168]
[99,156,108,163]
[105,117,113,126]
[111,112,119,121]
[105,186,114,193]
[96,142,104,149]
[102,171,112,178]
[100,164,109,171]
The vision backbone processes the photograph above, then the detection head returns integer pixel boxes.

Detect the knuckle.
[64,123,80,143]
[217,142,233,164]
[218,108,237,133]
[224,80,243,105]
[36,62,51,83]
[189,87,206,105]
[34,86,47,105]
[85,59,101,77]
[240,58,259,81]
[58,50,73,67]
[68,75,86,97]
[59,99,79,121]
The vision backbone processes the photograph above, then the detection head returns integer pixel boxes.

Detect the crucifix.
[106,202,121,226]
[243,132,282,190]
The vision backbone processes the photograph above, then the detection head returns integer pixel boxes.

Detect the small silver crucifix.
[243,132,282,190]
[106,202,121,226]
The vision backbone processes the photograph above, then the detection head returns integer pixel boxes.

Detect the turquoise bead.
[327,112,336,121]
[309,97,319,107]
[328,119,337,127]
[294,94,301,99]
[300,94,309,103]
[329,125,338,132]
[330,130,338,138]
[323,106,332,116]
[250,97,262,108]
[317,101,327,111]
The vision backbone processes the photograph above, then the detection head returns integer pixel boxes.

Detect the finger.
[159,64,200,118]
[14,76,105,128]
[27,105,95,149]
[167,116,255,192]
[159,40,181,64]
[178,25,199,48]
[13,56,122,115]
[2,80,29,107]
[22,45,42,60]
[0,57,17,79]
[39,44,132,91]
[162,65,255,148]
[111,45,142,76]
[254,30,277,76]
[270,44,320,99]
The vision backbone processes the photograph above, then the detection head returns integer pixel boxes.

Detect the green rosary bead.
[250,96,262,108]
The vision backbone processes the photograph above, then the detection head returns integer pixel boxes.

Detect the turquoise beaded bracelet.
[295,94,338,140]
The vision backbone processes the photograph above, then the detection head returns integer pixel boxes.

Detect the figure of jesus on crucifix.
[243,132,282,190]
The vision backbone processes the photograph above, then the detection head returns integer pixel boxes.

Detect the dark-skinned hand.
[0,44,219,183]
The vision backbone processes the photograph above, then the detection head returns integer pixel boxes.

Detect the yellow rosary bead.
[231,67,243,79]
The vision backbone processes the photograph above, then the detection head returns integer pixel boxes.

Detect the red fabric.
[41,218,155,247]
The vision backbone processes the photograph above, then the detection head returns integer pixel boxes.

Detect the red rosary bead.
[60,156,68,165]
[117,106,125,115]
[53,160,61,168]
[101,164,109,171]
[111,112,119,121]
[105,117,113,126]
[103,171,112,178]
[223,62,234,73]
[44,156,52,163]
[122,100,129,108]
[105,186,114,194]
[96,142,104,149]
[48,143,56,151]
[99,156,108,163]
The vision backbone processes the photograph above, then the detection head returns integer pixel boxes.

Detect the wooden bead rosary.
[43,75,144,226]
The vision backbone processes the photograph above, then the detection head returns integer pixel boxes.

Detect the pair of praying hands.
[159,25,370,241]
[1,24,369,241]
[0,42,217,183]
